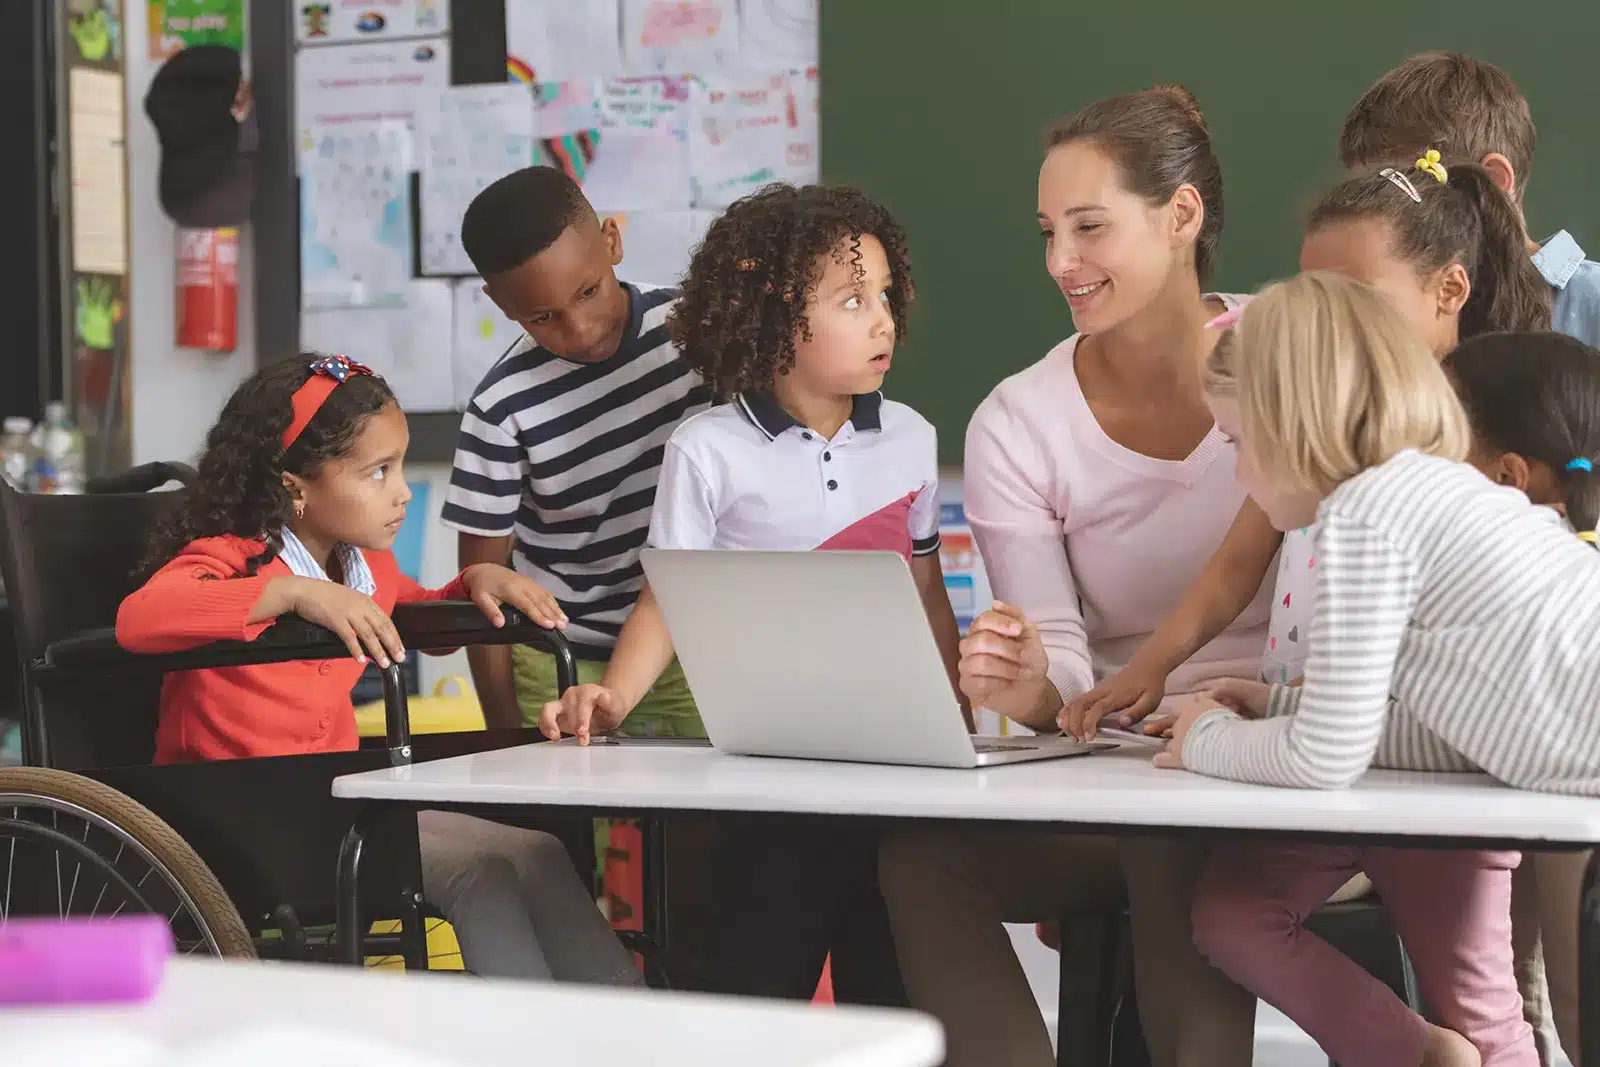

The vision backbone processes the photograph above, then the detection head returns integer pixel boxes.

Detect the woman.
[878,86,1268,1067]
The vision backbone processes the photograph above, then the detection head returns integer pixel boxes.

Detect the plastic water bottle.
[29,402,87,495]
[0,416,33,489]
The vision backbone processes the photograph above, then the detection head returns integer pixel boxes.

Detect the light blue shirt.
[278,527,376,596]
[1533,230,1600,347]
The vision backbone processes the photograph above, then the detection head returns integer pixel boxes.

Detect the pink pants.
[1193,843,1537,1067]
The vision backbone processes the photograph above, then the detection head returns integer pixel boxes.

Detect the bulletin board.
[270,0,820,458]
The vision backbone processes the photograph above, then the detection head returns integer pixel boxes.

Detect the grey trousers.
[417,809,643,986]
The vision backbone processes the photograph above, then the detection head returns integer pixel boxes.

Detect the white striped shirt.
[440,284,711,659]
[278,528,375,595]
[1183,449,1600,796]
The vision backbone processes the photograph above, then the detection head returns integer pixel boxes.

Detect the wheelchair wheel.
[0,767,255,957]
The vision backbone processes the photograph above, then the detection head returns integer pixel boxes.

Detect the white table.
[334,743,1600,1063]
[0,957,943,1067]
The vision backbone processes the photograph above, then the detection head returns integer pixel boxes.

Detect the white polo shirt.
[647,391,942,559]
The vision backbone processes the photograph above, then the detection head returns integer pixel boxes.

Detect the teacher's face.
[1038,141,1179,335]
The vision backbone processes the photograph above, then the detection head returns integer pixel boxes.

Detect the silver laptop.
[640,549,1112,768]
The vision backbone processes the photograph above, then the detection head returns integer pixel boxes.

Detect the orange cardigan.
[116,535,468,763]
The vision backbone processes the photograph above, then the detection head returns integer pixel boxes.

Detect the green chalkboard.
[821,2,1600,462]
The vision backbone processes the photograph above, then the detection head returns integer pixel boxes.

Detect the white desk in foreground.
[333,742,1600,1064]
[334,742,1600,845]
[0,958,943,1067]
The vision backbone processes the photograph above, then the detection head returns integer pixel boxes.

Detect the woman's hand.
[288,579,406,668]
[1060,660,1168,741]
[958,602,1052,724]
[462,564,567,629]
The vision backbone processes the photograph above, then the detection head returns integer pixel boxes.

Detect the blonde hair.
[1205,272,1471,493]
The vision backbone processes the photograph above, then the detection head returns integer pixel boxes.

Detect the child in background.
[1444,331,1600,1065]
[542,183,965,1005]
[1338,51,1600,348]
[1337,54,1600,1062]
[118,355,642,987]
[1161,273,1600,1067]
[441,166,710,734]
[1064,155,1550,734]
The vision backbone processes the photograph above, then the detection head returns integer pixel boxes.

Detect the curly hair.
[669,183,914,400]
[142,355,397,577]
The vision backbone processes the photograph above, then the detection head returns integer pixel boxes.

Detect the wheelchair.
[0,461,657,975]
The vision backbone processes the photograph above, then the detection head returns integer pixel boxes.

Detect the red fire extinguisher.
[175,227,238,352]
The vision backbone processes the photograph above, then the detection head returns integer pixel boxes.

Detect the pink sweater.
[964,319,1273,709]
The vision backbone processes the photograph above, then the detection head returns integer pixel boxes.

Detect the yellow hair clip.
[1415,149,1448,184]
[1578,530,1598,544]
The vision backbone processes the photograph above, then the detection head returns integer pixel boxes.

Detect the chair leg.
[399,887,428,971]
[1056,910,1121,1067]
[335,818,367,965]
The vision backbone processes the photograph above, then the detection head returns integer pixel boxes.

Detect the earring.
[293,500,305,520]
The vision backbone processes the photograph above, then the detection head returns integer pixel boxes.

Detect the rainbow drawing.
[506,54,534,83]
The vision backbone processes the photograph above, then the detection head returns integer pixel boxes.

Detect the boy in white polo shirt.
[540,183,967,1006]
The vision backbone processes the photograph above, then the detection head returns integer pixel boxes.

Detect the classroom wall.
[124,13,256,467]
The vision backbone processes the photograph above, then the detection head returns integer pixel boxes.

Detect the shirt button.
[823,451,832,462]
[318,663,331,675]
[801,432,813,441]
[827,479,838,491]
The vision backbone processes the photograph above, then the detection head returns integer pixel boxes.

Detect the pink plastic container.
[0,916,173,1005]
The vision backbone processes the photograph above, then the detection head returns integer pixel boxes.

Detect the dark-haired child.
[1447,331,1600,1065]
[441,165,710,733]
[542,182,966,1004]
[118,355,642,986]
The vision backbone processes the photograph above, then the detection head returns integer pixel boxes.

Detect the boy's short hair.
[461,165,594,276]
[1338,52,1535,198]
[1209,272,1470,494]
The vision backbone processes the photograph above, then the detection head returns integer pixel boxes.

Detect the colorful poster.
[419,84,538,276]
[295,36,449,151]
[688,70,817,207]
[299,119,414,308]
[532,81,602,184]
[582,76,694,212]
[147,0,244,58]
[506,0,621,84]
[620,0,739,73]
[295,0,448,45]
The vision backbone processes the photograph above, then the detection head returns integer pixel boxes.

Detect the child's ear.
[281,471,306,505]
[1435,262,1471,319]
[600,216,624,267]
[1478,153,1519,200]
[1484,450,1534,494]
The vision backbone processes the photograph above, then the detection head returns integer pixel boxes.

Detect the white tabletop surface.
[334,742,1600,846]
[0,958,943,1067]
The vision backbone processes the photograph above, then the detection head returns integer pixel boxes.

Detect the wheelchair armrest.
[43,603,575,689]
[44,616,353,673]
[85,461,197,494]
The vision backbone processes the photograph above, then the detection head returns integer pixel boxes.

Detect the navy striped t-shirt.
[440,284,711,659]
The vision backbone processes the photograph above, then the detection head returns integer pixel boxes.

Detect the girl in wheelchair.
[117,354,642,986]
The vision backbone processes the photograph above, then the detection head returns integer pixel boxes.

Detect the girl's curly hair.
[669,183,914,400]
[142,355,397,577]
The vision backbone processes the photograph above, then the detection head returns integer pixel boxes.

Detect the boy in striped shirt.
[442,166,710,731]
